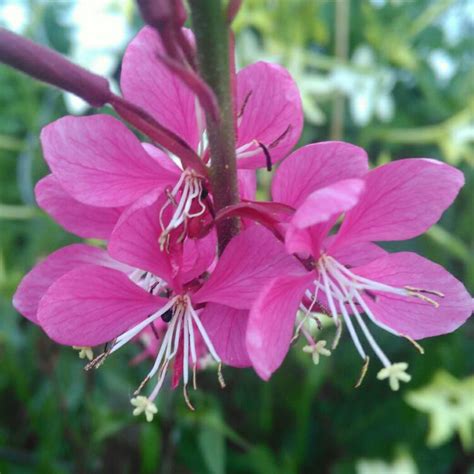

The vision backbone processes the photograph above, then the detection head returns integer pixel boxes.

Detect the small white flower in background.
[60,0,133,113]
[0,1,28,33]
[236,30,328,125]
[370,0,405,8]
[428,49,456,84]
[437,1,474,46]
[405,371,474,450]
[356,451,418,474]
[330,45,395,126]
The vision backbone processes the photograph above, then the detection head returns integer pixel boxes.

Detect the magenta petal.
[121,27,200,150]
[292,178,365,228]
[108,190,174,284]
[238,169,257,200]
[193,225,302,309]
[35,174,122,239]
[285,225,314,257]
[354,252,472,339]
[272,142,368,208]
[200,303,251,367]
[41,114,177,207]
[236,61,303,169]
[325,238,387,267]
[13,244,126,323]
[179,232,217,283]
[247,273,314,380]
[336,159,465,245]
[38,265,165,346]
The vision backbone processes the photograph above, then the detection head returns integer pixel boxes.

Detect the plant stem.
[190,0,240,253]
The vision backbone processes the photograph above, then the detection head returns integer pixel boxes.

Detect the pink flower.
[35,26,302,244]
[15,225,298,417]
[246,142,472,389]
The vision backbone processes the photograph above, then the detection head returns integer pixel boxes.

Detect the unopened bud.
[0,28,111,107]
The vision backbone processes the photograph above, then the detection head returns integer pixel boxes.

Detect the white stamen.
[188,305,221,363]
[303,253,442,388]
[111,299,176,353]
[159,170,207,249]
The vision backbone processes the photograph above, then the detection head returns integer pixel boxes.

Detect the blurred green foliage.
[0,0,473,473]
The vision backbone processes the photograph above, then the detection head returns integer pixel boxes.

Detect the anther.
[134,376,151,396]
[403,335,425,355]
[238,90,253,118]
[354,356,370,388]
[161,308,174,323]
[183,385,195,411]
[257,141,272,171]
[150,322,160,339]
[84,342,114,370]
[217,363,226,388]
[406,291,440,308]
[192,364,197,390]
[332,318,343,350]
[165,188,178,206]
[404,286,444,298]
[269,124,292,149]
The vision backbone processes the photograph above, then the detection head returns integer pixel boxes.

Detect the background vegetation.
[0,0,473,473]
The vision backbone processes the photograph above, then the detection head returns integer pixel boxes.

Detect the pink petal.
[38,265,165,346]
[13,244,126,323]
[142,143,182,176]
[292,178,365,228]
[353,252,472,339]
[179,232,217,283]
[284,225,314,257]
[200,303,251,367]
[236,62,303,169]
[247,272,314,380]
[108,190,174,284]
[335,159,465,246]
[272,142,368,208]
[35,174,122,239]
[325,238,387,267]
[121,27,200,150]
[193,225,302,309]
[41,114,177,207]
[238,169,257,200]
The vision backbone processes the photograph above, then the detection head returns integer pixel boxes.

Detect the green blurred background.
[0,0,473,473]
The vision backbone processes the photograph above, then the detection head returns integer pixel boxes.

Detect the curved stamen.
[159,171,207,250]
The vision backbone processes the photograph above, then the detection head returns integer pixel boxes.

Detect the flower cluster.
[13,26,472,422]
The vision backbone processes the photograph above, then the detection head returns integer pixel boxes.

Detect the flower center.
[159,169,207,251]
[298,254,443,390]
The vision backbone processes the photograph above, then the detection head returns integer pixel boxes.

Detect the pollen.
[73,346,93,361]
[131,396,158,422]
[377,362,412,391]
[302,340,331,365]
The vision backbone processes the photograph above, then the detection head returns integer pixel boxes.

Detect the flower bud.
[0,28,111,107]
